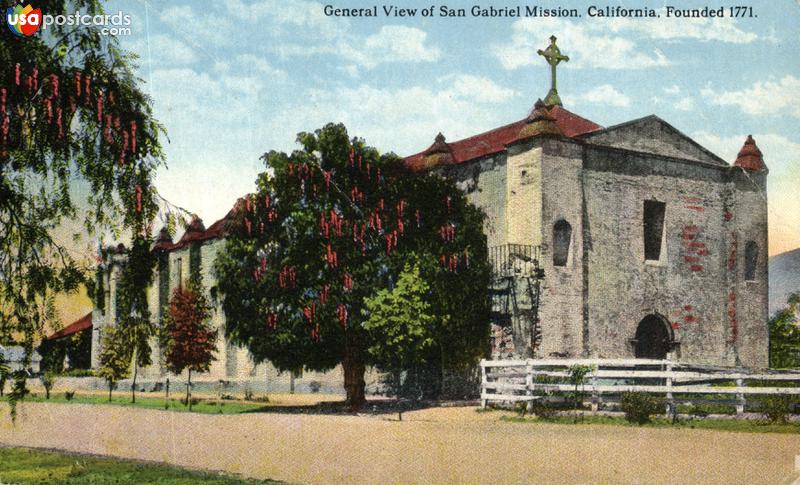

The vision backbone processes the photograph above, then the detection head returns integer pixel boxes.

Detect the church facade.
[404,39,768,367]
[91,37,769,380]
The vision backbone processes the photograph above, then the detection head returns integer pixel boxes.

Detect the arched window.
[553,220,572,267]
[745,241,758,281]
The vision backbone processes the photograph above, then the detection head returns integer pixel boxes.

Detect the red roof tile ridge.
[46,312,92,340]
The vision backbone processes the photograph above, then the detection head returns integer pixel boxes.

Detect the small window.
[744,241,758,281]
[553,220,572,267]
[643,200,666,261]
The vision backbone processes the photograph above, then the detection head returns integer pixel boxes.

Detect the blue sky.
[107,0,800,255]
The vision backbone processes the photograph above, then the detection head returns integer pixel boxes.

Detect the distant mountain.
[770,249,800,316]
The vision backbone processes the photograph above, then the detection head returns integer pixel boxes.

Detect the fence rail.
[480,358,800,414]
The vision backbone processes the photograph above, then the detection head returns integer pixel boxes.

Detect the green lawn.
[496,411,800,434]
[0,447,277,484]
[2,393,270,415]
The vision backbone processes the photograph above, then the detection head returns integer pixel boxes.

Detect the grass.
[0,446,277,484]
[492,410,800,434]
[1,392,271,415]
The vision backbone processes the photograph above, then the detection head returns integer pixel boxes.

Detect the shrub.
[760,395,794,424]
[60,369,95,377]
[620,392,663,424]
[40,371,57,399]
[309,381,321,393]
[64,391,75,401]
[530,399,558,420]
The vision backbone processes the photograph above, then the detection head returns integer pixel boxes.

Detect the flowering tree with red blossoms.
[214,123,491,408]
[0,1,164,416]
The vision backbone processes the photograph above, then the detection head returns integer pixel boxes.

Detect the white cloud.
[664,85,681,95]
[365,26,441,63]
[493,18,669,70]
[127,34,198,65]
[674,97,695,111]
[159,5,232,46]
[443,74,517,103]
[704,76,800,118]
[268,24,442,69]
[565,84,631,108]
[266,76,519,156]
[230,0,348,40]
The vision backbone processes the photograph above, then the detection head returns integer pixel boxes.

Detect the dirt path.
[2,403,799,484]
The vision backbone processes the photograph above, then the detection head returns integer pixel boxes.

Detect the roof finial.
[537,35,569,107]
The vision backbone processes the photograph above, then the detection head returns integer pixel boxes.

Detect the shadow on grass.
[240,398,435,416]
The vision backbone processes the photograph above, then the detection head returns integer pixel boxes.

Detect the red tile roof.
[404,105,602,172]
[46,312,92,341]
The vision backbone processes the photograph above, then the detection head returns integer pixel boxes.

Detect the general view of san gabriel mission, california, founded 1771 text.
[2,1,800,484]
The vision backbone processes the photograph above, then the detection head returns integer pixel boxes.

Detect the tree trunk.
[108,380,113,402]
[342,337,366,410]
[131,354,138,404]
[165,377,170,410]
[187,369,192,411]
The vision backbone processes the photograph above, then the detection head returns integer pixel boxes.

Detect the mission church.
[80,36,769,387]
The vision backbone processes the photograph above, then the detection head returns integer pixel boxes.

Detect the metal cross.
[537,35,569,106]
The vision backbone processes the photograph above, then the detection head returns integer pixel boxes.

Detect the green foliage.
[38,327,92,374]
[530,399,558,419]
[760,395,794,424]
[214,123,490,406]
[0,355,9,397]
[364,261,435,398]
[568,364,594,386]
[620,392,664,424]
[567,364,594,420]
[0,0,165,414]
[40,371,57,399]
[97,325,131,400]
[769,293,800,369]
[0,447,271,484]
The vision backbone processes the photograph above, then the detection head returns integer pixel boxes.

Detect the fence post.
[665,357,674,417]
[480,360,487,409]
[526,359,534,413]
[735,378,745,415]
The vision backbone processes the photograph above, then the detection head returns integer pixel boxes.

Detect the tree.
[114,235,156,403]
[363,261,436,400]
[770,293,800,369]
[97,325,131,402]
[0,356,8,397]
[162,281,217,410]
[0,0,164,404]
[214,123,491,408]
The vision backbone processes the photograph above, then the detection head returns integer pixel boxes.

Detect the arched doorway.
[634,315,671,359]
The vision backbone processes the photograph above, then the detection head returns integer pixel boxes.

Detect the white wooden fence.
[480,358,800,414]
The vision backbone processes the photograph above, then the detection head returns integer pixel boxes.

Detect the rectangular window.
[643,200,666,261]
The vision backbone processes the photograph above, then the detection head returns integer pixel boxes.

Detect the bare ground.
[2,402,799,484]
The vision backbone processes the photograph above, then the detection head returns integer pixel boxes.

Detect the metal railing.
[488,244,542,278]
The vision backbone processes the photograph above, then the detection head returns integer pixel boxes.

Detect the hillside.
[769,248,800,316]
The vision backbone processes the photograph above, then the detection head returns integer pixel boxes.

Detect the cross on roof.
[537,35,569,107]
